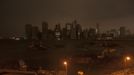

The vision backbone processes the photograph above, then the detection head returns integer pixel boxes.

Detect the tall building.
[65,23,72,39]
[70,20,77,40]
[62,28,67,40]
[75,24,82,40]
[47,29,55,40]
[88,28,96,40]
[107,29,119,38]
[72,20,77,26]
[82,29,89,40]
[96,23,100,34]
[32,26,40,40]
[70,27,77,40]
[25,24,32,39]
[119,26,126,37]
[42,22,48,40]
[54,24,62,40]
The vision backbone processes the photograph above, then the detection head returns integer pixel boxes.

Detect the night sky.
[1,0,134,36]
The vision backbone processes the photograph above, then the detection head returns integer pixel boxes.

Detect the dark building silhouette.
[96,23,100,34]
[65,23,72,39]
[70,27,77,40]
[25,24,33,39]
[32,26,40,40]
[54,24,62,40]
[82,29,89,40]
[119,26,126,37]
[47,29,55,40]
[24,20,132,41]
[101,33,114,40]
[106,29,119,38]
[75,24,82,40]
[42,22,48,40]
[88,28,97,40]
[70,20,77,40]
[62,27,67,40]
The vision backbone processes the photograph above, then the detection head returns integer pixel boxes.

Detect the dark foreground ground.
[0,39,134,75]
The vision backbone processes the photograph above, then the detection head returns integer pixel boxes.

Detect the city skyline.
[1,0,134,36]
[24,20,132,41]
[0,20,133,37]
[1,0,134,75]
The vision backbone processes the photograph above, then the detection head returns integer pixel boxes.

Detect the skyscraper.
[107,29,119,38]
[42,22,48,40]
[25,24,32,39]
[62,27,67,40]
[89,28,96,40]
[32,26,40,40]
[82,29,89,40]
[119,26,126,37]
[65,23,72,39]
[75,24,82,40]
[54,24,62,40]
[96,23,100,34]
[70,20,77,40]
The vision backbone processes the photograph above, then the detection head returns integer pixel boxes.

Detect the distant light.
[126,56,131,61]
[15,38,20,40]
[57,38,61,40]
[78,71,84,75]
[64,61,67,65]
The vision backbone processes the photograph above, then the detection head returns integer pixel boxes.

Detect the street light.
[125,56,131,61]
[124,56,131,67]
[124,56,131,75]
[64,61,67,65]
[63,61,68,75]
